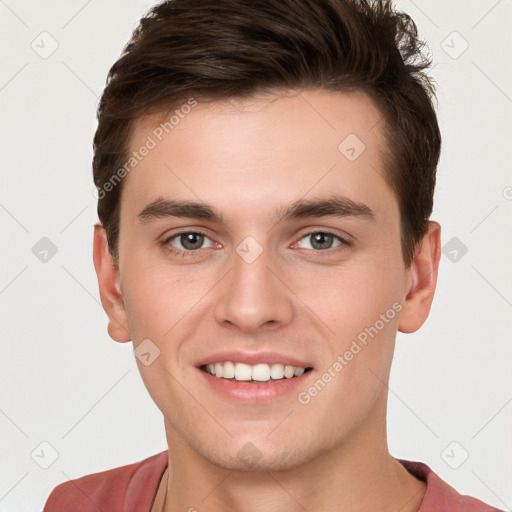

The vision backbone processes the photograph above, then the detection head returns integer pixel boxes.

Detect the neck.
[160,396,426,512]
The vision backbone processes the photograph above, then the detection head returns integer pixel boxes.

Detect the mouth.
[195,352,315,403]
[200,361,314,382]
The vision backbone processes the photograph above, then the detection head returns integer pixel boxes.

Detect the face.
[96,89,438,472]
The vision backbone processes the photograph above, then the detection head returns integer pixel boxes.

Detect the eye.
[166,231,215,253]
[296,232,348,251]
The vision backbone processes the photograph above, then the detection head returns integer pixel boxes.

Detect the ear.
[93,223,131,343]
[398,221,441,333]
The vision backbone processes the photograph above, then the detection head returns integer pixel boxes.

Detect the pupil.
[181,233,204,250]
[312,233,332,250]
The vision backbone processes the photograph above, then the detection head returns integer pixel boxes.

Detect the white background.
[1,1,511,510]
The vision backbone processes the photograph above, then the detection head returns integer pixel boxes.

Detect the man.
[44,0,501,510]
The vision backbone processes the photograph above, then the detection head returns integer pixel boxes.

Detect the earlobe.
[398,221,441,334]
[92,224,131,343]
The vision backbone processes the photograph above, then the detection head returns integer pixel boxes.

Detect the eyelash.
[160,230,351,257]
[294,232,352,253]
[160,230,213,257]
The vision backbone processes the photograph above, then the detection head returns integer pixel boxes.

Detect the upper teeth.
[205,362,307,382]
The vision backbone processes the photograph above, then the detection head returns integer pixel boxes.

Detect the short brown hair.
[93,0,441,266]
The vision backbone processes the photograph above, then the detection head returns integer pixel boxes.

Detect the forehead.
[121,89,395,225]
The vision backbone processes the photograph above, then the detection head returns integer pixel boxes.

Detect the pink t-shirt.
[43,451,502,511]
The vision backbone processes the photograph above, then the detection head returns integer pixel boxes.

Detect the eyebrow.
[137,198,226,223]
[137,196,375,224]
[277,196,374,223]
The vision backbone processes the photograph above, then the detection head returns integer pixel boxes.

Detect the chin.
[200,441,312,472]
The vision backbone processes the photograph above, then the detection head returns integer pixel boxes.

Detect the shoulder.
[43,451,168,512]
[399,459,503,512]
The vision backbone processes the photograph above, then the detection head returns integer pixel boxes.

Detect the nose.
[214,246,294,333]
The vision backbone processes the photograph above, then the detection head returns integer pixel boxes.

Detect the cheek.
[291,262,403,424]
[120,256,218,342]
[290,256,405,339]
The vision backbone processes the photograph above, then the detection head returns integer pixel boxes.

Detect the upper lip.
[195,351,313,368]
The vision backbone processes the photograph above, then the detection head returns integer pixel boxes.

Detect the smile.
[201,362,313,382]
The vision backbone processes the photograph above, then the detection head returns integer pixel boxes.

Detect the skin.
[93,89,441,512]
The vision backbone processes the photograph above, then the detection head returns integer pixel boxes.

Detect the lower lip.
[197,368,313,404]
